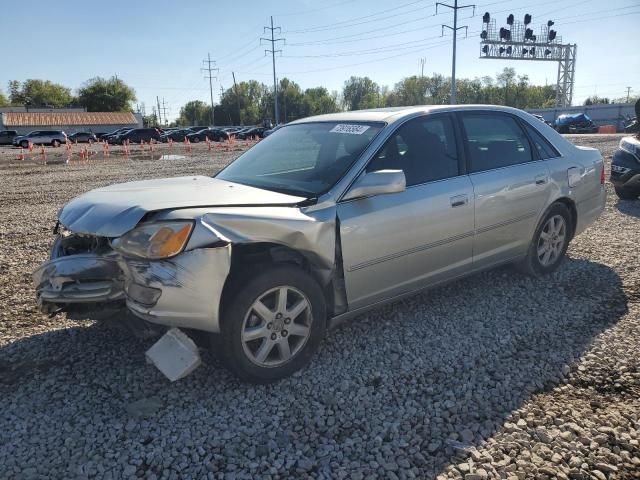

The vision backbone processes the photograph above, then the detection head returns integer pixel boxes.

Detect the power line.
[201,53,219,126]
[261,16,285,125]
[438,0,475,104]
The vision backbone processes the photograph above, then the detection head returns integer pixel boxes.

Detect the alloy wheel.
[537,214,566,267]
[241,286,312,367]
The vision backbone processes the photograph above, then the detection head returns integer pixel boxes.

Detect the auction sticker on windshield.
[330,124,371,135]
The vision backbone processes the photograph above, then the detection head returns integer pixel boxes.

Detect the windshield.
[216,121,384,197]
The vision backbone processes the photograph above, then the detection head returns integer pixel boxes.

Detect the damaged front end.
[33,229,125,314]
[33,222,232,332]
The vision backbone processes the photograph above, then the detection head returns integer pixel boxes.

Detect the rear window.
[523,122,560,159]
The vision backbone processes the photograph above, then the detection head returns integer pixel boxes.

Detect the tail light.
[600,163,605,184]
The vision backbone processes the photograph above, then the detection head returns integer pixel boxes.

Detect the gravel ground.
[0,136,638,480]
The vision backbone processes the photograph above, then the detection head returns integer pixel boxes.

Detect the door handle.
[450,195,468,208]
[535,175,548,185]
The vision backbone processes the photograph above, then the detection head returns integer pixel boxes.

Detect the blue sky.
[3,0,639,122]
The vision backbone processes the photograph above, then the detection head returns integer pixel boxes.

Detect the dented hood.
[59,176,305,237]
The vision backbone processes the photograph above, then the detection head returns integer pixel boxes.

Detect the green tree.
[9,79,73,107]
[303,87,339,116]
[342,76,381,110]
[177,100,211,126]
[584,96,610,106]
[219,80,270,125]
[77,76,136,112]
[0,89,8,107]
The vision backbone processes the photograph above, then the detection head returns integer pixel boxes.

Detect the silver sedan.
[33,105,606,382]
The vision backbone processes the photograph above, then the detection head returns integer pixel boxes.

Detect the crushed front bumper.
[33,246,232,333]
[33,254,125,310]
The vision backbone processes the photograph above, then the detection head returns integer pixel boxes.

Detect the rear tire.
[217,265,326,383]
[518,203,572,276]
[20,140,29,149]
[614,186,639,200]
[191,136,200,143]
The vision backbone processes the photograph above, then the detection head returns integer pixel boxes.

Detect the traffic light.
[544,49,551,57]
[547,20,554,27]
[483,12,490,23]
[507,14,514,25]
[525,28,533,40]
[548,29,557,41]
[482,45,489,54]
[522,48,528,56]
[524,14,532,25]
[480,30,488,39]
[506,46,512,55]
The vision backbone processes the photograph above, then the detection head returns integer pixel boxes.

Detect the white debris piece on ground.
[145,328,201,381]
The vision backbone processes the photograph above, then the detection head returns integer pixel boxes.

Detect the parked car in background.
[236,127,267,140]
[263,124,284,137]
[554,113,598,134]
[185,128,229,142]
[100,128,132,141]
[67,132,98,143]
[13,130,67,148]
[110,128,162,145]
[189,126,210,132]
[160,128,194,142]
[33,105,606,383]
[611,136,640,200]
[0,130,18,145]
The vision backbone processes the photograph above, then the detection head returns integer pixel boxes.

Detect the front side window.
[366,115,459,186]
[462,113,533,172]
[217,122,384,197]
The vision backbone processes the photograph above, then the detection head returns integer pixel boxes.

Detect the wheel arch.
[552,196,578,240]
[219,242,340,321]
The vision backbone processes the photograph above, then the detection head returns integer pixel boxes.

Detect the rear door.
[459,111,552,268]
[338,114,475,309]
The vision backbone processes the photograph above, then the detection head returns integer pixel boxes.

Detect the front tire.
[614,186,639,200]
[51,139,60,147]
[191,136,200,143]
[518,203,572,276]
[217,265,326,383]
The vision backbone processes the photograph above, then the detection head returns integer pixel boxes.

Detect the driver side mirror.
[342,169,406,201]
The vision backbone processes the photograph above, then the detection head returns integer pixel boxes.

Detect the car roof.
[290,104,533,126]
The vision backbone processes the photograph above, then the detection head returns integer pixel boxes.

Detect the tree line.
[2,69,636,127]
[0,77,136,112]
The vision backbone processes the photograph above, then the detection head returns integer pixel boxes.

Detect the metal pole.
[232,72,242,125]
[156,96,162,126]
[208,53,215,126]
[271,16,279,125]
[451,0,458,104]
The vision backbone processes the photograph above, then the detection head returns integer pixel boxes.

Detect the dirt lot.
[0,136,638,479]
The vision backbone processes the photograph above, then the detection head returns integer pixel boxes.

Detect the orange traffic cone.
[18,148,24,161]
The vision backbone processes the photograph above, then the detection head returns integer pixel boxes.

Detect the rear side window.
[522,122,560,159]
[462,114,533,173]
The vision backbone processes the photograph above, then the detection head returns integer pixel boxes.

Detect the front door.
[458,112,552,268]
[338,114,475,310]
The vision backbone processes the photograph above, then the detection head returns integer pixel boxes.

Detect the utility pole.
[437,0,475,104]
[201,53,219,126]
[161,98,169,126]
[156,96,162,126]
[261,16,285,125]
[626,87,632,103]
[232,72,242,125]
[420,57,426,78]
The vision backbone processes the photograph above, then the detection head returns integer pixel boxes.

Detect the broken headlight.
[112,221,194,260]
